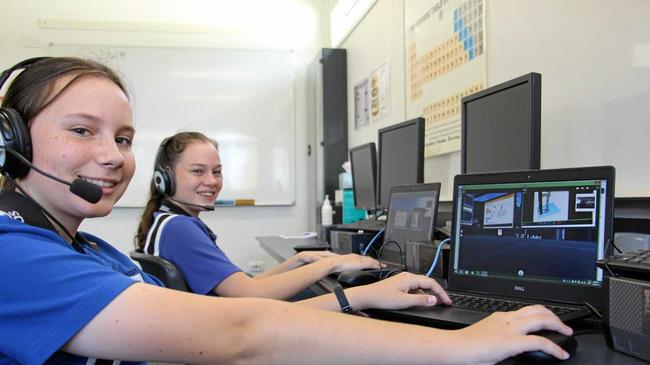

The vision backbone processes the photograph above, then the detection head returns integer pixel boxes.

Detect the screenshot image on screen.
[454,179,607,287]
[385,190,439,246]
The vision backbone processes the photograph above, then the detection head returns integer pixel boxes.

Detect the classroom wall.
[0,0,331,270]
[344,0,650,201]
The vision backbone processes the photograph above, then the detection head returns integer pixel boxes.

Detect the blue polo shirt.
[0,191,161,365]
[146,204,241,295]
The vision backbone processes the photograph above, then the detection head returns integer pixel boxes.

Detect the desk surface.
[256,235,646,365]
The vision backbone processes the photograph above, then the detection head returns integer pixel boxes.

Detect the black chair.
[130,250,189,292]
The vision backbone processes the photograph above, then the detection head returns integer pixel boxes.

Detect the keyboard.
[448,293,583,317]
[600,249,650,278]
[337,219,386,232]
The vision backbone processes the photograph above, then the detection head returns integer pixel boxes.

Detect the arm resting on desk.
[214,253,381,300]
[254,250,337,278]
[63,283,572,364]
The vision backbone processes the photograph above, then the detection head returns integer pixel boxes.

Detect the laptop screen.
[449,166,615,306]
[380,183,441,265]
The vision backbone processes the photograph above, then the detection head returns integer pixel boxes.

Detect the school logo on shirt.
[0,209,24,222]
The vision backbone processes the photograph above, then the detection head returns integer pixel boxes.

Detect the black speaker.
[320,48,347,201]
[604,276,650,362]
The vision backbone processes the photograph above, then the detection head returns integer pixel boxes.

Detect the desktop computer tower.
[318,224,336,245]
[405,240,449,278]
[330,230,374,254]
[604,276,650,362]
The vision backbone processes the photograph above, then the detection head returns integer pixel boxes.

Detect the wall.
[344,0,406,149]
[0,0,331,270]
[343,0,650,201]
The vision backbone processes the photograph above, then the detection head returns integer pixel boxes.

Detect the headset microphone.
[0,146,103,204]
[166,196,215,211]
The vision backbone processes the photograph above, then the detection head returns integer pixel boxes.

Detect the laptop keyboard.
[337,219,386,232]
[449,293,582,317]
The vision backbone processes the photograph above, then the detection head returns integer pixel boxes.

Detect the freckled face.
[20,76,135,228]
[171,141,222,217]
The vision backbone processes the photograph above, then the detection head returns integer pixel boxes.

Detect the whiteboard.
[48,44,295,206]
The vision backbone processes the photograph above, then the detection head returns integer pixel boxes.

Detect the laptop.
[372,182,441,271]
[414,166,615,327]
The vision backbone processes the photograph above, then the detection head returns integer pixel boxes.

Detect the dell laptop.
[410,166,615,327]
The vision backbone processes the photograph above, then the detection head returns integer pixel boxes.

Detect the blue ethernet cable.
[425,238,451,277]
[362,228,385,256]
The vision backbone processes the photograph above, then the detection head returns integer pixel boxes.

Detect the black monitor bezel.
[376,117,425,210]
[384,182,442,245]
[349,142,378,211]
[460,72,542,174]
[448,166,615,308]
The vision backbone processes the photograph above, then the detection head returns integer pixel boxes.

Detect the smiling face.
[19,75,135,231]
[171,141,222,217]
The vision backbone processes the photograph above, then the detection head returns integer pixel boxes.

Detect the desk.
[257,235,336,296]
[256,235,646,365]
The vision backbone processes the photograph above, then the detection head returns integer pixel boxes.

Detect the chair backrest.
[130,250,189,292]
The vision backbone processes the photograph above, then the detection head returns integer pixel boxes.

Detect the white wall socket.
[248,260,265,273]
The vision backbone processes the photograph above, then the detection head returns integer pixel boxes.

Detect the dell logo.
[514,285,526,292]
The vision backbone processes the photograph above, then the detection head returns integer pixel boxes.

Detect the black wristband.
[332,284,354,314]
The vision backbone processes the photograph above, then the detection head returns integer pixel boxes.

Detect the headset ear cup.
[153,166,175,196]
[153,169,167,195]
[0,107,32,178]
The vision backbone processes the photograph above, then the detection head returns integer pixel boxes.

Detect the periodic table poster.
[405,0,487,158]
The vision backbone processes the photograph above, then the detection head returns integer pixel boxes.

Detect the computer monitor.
[349,143,377,211]
[376,118,425,210]
[461,72,541,174]
[381,183,441,267]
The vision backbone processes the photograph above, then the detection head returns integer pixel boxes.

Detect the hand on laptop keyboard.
[345,272,452,311]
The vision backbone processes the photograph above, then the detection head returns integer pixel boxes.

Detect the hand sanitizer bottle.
[321,194,333,226]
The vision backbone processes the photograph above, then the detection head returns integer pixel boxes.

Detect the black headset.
[153,137,176,196]
[0,57,51,178]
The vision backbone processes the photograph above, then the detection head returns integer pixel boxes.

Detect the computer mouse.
[517,330,577,363]
[337,270,380,287]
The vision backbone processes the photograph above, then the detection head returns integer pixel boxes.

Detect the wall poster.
[405,0,487,157]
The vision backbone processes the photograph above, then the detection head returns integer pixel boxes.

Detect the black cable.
[374,209,386,220]
[601,238,619,278]
[3,172,85,253]
[605,237,623,255]
[583,301,603,319]
[377,239,406,272]
[572,328,604,337]
[3,147,71,186]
